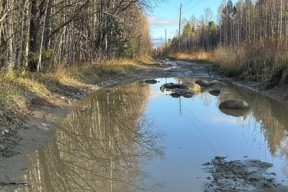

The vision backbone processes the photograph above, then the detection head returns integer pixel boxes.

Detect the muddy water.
[15,77,288,192]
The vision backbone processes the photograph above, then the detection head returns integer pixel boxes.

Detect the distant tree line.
[0,0,157,72]
[165,0,288,84]
[168,0,288,51]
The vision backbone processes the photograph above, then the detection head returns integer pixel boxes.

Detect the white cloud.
[148,16,178,47]
[148,16,178,26]
[149,89,164,98]
[211,117,237,124]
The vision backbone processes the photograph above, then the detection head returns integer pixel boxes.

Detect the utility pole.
[165,28,167,51]
[179,3,182,37]
[178,3,182,50]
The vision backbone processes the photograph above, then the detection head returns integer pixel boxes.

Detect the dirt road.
[1,59,288,191]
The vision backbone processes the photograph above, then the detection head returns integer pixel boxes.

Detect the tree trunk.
[28,0,39,72]
[23,0,30,70]
[7,0,15,70]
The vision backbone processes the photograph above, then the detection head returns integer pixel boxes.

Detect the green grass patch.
[219,64,243,78]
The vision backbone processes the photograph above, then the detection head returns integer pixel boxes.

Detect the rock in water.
[183,83,201,93]
[210,80,227,88]
[169,92,180,98]
[195,79,210,87]
[219,108,250,117]
[209,89,220,96]
[219,100,250,109]
[145,79,158,84]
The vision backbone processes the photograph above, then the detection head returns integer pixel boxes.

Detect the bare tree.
[0,0,160,73]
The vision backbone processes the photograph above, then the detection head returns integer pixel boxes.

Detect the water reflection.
[219,82,288,157]
[14,77,288,192]
[144,77,288,191]
[16,81,164,192]
[219,108,250,117]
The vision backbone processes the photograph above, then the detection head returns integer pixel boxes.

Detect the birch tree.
[0,0,160,73]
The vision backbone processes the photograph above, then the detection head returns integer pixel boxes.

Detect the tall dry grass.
[212,38,288,84]
[167,48,212,61]
[0,57,146,106]
[165,39,288,86]
[211,45,245,78]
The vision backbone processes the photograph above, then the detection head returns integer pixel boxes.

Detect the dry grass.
[0,58,143,106]
[211,46,237,65]
[168,49,211,61]
[209,46,243,77]
[105,58,135,65]
[0,70,48,108]
[165,41,288,85]
[0,71,17,103]
[211,42,288,83]
[105,56,154,67]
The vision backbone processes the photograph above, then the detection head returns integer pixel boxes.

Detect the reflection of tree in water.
[220,84,288,153]
[165,77,288,164]
[218,83,288,178]
[175,78,288,180]
[197,91,213,106]
[18,81,164,192]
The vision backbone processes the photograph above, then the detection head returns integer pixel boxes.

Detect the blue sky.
[148,0,232,46]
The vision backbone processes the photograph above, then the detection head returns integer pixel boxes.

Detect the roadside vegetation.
[159,0,288,89]
[0,58,150,111]
[1,0,288,111]
[0,0,160,110]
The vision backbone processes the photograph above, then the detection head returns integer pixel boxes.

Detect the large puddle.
[14,77,288,191]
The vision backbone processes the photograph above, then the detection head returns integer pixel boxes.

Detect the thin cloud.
[148,16,178,26]
[211,117,237,124]
[152,37,163,42]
